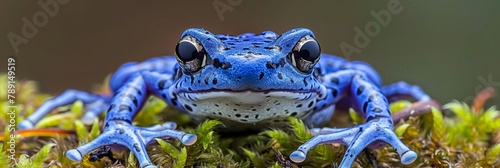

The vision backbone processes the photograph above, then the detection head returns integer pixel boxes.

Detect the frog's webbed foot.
[18,89,111,129]
[290,117,416,167]
[66,120,197,168]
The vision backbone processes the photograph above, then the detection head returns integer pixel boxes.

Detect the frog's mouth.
[176,87,326,103]
[186,90,319,104]
[171,87,328,126]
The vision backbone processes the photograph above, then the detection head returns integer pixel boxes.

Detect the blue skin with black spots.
[19,28,430,168]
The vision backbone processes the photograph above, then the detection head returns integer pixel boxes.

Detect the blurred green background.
[1,1,499,106]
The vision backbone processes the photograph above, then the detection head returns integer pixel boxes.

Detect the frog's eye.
[289,35,321,73]
[175,36,207,73]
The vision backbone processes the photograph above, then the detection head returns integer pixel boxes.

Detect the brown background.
[1,1,499,106]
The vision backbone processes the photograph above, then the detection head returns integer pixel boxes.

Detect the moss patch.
[1,74,499,167]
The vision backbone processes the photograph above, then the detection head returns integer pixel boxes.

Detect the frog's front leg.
[290,70,417,167]
[19,57,178,129]
[66,72,197,168]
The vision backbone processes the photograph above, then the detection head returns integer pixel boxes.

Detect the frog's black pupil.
[299,41,320,61]
[176,42,199,62]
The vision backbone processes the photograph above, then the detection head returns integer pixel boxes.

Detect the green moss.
[1,74,499,167]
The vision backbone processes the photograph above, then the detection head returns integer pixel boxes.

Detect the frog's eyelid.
[179,36,203,51]
[200,54,207,67]
[290,53,297,67]
[295,35,316,47]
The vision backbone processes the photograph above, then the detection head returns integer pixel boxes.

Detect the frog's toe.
[339,118,416,167]
[338,129,376,167]
[291,118,416,166]
[289,150,306,163]
[290,128,360,163]
[67,120,197,168]
[66,149,83,161]
[144,122,177,131]
[81,102,110,125]
[66,131,114,162]
[380,130,417,165]
[18,120,35,129]
[81,111,99,125]
[401,150,417,164]
[139,126,197,146]
[310,127,349,135]
[181,133,197,145]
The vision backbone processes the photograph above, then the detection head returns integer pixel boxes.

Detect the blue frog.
[19,28,431,167]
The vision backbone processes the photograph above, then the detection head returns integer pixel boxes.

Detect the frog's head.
[170,28,327,126]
